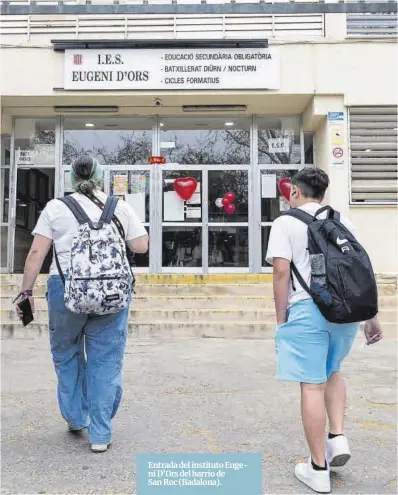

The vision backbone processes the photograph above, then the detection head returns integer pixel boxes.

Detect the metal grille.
[0,13,325,40]
[347,13,397,37]
[349,106,398,204]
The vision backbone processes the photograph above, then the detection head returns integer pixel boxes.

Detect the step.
[0,295,275,310]
[0,307,281,323]
[2,321,397,340]
[1,307,397,324]
[0,283,276,297]
[2,294,397,312]
[0,273,274,285]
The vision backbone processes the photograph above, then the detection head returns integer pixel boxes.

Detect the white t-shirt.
[266,202,357,307]
[33,191,148,276]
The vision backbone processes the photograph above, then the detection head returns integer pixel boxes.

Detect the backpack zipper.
[337,266,351,313]
[74,276,123,281]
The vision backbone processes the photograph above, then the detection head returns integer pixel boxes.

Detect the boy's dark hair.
[291,168,330,200]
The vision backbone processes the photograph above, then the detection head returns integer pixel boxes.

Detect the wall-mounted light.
[85,123,95,128]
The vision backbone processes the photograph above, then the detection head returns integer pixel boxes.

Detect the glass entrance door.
[158,166,250,274]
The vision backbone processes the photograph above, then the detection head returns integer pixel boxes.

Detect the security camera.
[154,99,162,107]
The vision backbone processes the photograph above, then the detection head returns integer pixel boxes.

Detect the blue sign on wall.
[328,111,344,122]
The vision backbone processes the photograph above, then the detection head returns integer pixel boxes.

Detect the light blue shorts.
[275,299,359,384]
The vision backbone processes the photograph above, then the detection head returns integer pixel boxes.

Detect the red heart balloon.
[278,178,292,202]
[224,192,236,203]
[173,177,198,201]
[224,203,236,215]
[221,197,230,207]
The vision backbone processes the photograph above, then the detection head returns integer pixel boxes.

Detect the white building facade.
[1,0,397,274]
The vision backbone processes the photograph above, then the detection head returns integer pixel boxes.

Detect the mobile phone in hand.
[17,297,34,327]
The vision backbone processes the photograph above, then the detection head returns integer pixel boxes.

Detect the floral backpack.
[54,195,133,315]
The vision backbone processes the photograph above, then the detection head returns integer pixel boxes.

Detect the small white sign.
[186,182,201,205]
[268,138,290,154]
[261,174,277,198]
[125,193,146,223]
[160,141,176,149]
[15,149,35,166]
[186,207,202,219]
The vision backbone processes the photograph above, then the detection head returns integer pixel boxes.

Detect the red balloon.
[224,192,236,203]
[173,177,198,201]
[224,203,236,215]
[221,197,230,207]
[278,178,292,202]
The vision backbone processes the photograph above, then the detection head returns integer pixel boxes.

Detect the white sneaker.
[295,459,331,493]
[90,442,111,453]
[326,435,351,467]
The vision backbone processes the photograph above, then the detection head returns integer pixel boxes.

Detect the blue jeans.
[47,275,129,444]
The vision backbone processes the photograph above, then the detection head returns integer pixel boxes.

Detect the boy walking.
[266,168,383,493]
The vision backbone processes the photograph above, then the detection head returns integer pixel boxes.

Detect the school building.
[1,0,397,275]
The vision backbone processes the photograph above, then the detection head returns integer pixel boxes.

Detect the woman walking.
[15,156,148,452]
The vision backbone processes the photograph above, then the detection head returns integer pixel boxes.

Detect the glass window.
[261,169,297,222]
[0,226,8,268]
[257,117,300,165]
[14,118,56,166]
[208,170,248,223]
[132,227,149,268]
[262,226,272,267]
[63,117,153,165]
[160,117,250,165]
[163,227,202,268]
[162,170,202,223]
[305,133,314,164]
[1,135,11,166]
[209,227,248,268]
[1,168,10,223]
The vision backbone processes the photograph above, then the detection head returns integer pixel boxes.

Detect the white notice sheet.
[164,191,185,221]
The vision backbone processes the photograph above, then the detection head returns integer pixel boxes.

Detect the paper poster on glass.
[186,182,201,205]
[268,138,289,154]
[164,191,184,221]
[113,175,128,195]
[130,174,146,194]
[186,207,201,219]
[125,193,146,223]
[261,174,277,198]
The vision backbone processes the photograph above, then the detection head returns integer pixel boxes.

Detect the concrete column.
[304,95,348,215]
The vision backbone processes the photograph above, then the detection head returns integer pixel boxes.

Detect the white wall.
[315,109,398,274]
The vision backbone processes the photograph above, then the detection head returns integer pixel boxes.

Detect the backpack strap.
[86,194,125,238]
[58,196,94,228]
[283,208,314,225]
[283,208,314,295]
[99,196,119,226]
[315,205,340,221]
[54,195,95,286]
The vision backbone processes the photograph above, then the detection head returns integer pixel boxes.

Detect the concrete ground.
[1,337,397,495]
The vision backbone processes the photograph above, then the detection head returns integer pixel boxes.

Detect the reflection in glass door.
[159,167,250,273]
[260,167,299,271]
[161,169,203,272]
[108,168,151,270]
[208,169,249,272]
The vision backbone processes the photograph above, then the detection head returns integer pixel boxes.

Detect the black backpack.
[284,205,378,324]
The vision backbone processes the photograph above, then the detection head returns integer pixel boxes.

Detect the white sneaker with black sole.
[295,458,331,494]
[326,435,351,467]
